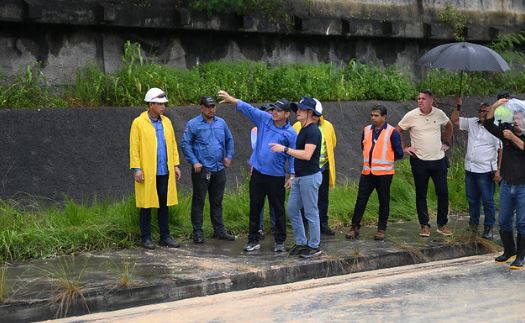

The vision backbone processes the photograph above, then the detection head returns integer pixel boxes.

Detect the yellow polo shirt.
[397,107,450,161]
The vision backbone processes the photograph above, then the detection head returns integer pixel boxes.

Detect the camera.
[499,122,514,131]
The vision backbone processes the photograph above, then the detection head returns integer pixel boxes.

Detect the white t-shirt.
[397,107,450,161]
[459,117,501,173]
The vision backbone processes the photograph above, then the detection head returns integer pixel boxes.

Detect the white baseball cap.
[144,88,168,103]
[313,98,323,116]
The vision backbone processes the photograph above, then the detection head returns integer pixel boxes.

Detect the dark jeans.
[191,168,227,234]
[351,174,393,231]
[410,156,449,227]
[465,171,496,226]
[140,174,170,241]
[248,169,286,244]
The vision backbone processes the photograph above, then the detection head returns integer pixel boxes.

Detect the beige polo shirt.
[397,107,450,161]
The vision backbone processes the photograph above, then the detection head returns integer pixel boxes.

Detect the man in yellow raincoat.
[130,87,182,250]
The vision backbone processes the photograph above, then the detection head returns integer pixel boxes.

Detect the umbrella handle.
[459,71,464,96]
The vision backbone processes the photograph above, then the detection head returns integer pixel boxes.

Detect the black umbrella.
[416,41,510,95]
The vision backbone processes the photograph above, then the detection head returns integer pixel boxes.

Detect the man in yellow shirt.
[129,87,182,250]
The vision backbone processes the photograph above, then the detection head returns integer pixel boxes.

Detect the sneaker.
[374,230,385,241]
[482,226,493,240]
[159,236,180,248]
[274,243,285,252]
[437,225,452,236]
[258,229,265,240]
[243,241,260,252]
[299,246,322,259]
[321,224,336,236]
[141,239,156,250]
[419,225,430,237]
[213,231,236,241]
[345,226,360,240]
[287,244,308,256]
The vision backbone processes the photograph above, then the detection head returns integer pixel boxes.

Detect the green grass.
[0,155,468,263]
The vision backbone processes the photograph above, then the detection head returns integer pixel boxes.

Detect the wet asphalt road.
[59,255,525,323]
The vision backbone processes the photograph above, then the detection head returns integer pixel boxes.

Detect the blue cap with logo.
[291,96,316,113]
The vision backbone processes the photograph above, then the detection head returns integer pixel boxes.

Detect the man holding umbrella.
[451,98,502,239]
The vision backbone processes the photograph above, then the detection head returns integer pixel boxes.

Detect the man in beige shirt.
[396,90,453,237]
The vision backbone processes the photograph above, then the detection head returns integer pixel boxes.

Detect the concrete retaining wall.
[0,96,481,202]
[0,0,524,85]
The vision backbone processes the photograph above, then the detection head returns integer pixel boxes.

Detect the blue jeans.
[465,171,496,226]
[288,172,322,249]
[498,181,525,235]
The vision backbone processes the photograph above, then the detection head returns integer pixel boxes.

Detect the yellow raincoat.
[130,111,180,208]
[293,116,337,187]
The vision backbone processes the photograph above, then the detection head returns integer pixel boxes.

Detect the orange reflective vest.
[362,124,395,175]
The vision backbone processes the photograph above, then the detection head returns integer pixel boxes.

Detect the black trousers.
[140,174,170,241]
[351,173,393,231]
[248,169,286,244]
[318,168,330,225]
[410,156,449,227]
[191,168,227,234]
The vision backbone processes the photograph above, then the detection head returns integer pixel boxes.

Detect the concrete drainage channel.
[1,220,495,322]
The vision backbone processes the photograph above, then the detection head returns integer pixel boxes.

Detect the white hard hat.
[144,88,168,103]
[313,98,323,116]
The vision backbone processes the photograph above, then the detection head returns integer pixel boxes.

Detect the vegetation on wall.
[1,29,525,109]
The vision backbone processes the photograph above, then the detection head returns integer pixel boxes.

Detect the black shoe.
[299,246,322,259]
[321,224,336,236]
[482,225,493,240]
[213,231,236,241]
[287,244,308,256]
[159,236,180,248]
[141,239,156,250]
[193,231,204,244]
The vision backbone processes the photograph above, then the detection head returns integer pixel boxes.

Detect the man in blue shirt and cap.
[181,96,235,244]
[218,90,296,253]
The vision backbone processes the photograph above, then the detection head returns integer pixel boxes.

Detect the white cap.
[313,98,323,116]
[144,88,168,103]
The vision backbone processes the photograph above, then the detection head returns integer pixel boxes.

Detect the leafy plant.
[438,3,467,41]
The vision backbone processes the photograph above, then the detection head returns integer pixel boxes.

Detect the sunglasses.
[154,93,166,99]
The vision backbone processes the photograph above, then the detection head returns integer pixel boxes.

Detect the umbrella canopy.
[416,42,510,72]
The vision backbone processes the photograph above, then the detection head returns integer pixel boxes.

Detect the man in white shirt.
[451,99,502,239]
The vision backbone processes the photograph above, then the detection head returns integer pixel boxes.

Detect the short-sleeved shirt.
[295,122,321,177]
[397,107,450,161]
[459,117,502,173]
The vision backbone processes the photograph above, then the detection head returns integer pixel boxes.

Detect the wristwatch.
[284,147,289,154]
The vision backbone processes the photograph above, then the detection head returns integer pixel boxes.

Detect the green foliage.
[190,0,285,16]
[0,63,67,109]
[438,3,467,41]
[3,39,525,108]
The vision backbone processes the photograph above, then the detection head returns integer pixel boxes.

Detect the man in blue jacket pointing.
[218,90,297,253]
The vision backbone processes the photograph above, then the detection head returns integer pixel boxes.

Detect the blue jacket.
[181,114,234,172]
[237,100,296,176]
